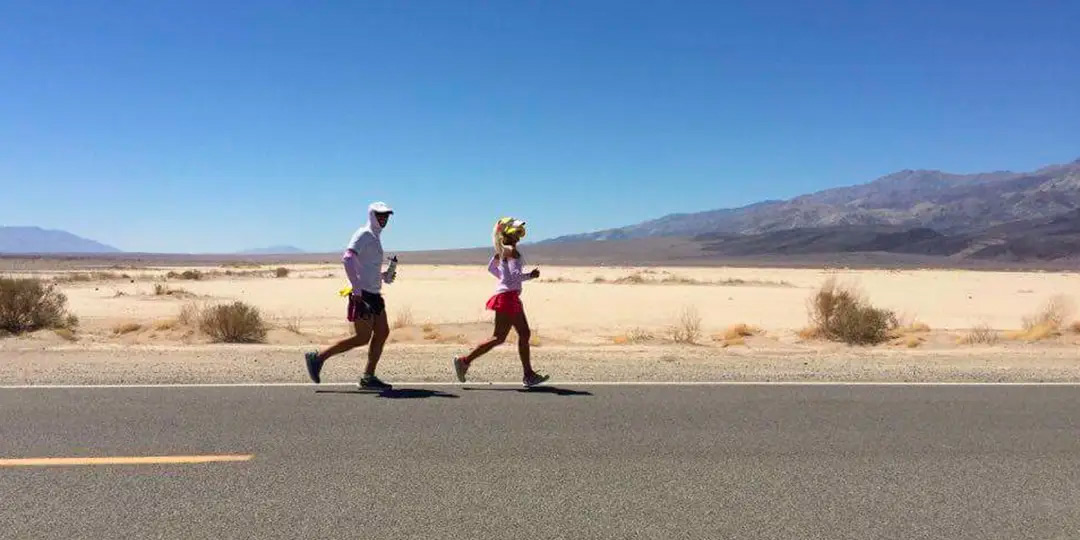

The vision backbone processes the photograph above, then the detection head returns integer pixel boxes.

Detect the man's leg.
[318,319,373,362]
[305,318,373,384]
[364,311,390,376]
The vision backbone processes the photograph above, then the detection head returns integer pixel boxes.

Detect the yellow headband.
[498,217,527,238]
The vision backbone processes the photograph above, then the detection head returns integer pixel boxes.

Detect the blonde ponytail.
[492,221,506,261]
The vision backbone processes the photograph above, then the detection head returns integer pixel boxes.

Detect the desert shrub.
[178,301,205,326]
[615,273,648,284]
[274,267,290,278]
[808,279,897,345]
[199,302,267,343]
[0,277,77,335]
[668,306,702,344]
[959,324,999,345]
[1008,295,1074,341]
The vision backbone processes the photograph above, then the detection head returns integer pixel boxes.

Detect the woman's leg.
[460,312,513,364]
[510,311,535,377]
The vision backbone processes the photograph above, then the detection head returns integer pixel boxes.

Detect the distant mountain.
[547,158,1080,243]
[0,227,121,254]
[693,209,1080,261]
[238,245,306,255]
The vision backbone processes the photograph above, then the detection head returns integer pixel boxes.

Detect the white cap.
[370,201,394,214]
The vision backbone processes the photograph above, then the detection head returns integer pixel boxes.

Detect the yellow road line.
[0,454,254,467]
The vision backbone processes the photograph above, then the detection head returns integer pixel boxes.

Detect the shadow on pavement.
[316,388,460,399]
[463,386,593,397]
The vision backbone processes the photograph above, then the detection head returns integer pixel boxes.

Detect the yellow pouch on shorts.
[338,285,353,297]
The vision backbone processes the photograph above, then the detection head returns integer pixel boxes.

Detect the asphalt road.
[2,383,1080,539]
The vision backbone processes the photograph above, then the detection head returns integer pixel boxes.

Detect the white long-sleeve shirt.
[344,204,388,294]
[488,255,533,294]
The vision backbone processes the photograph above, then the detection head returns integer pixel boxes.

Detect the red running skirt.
[486,290,523,315]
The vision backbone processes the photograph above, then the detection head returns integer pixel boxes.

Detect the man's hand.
[528,269,540,279]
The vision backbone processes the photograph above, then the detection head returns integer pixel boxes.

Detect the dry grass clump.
[420,323,440,341]
[720,337,746,348]
[615,273,649,285]
[153,319,181,331]
[807,279,897,345]
[1006,295,1074,342]
[274,267,290,278]
[890,321,931,347]
[612,328,655,345]
[659,275,703,285]
[198,302,267,343]
[667,307,702,344]
[0,277,79,335]
[279,316,304,335]
[53,328,78,342]
[712,324,761,347]
[167,269,204,281]
[537,277,578,284]
[153,283,193,297]
[719,323,762,341]
[392,306,414,329]
[596,271,791,288]
[900,322,931,334]
[899,335,924,348]
[959,324,999,345]
[178,301,205,326]
[506,327,542,347]
[112,322,143,335]
[1071,321,1080,334]
[53,271,130,283]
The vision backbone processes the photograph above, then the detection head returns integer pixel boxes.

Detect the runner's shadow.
[463,386,593,397]
[316,388,459,399]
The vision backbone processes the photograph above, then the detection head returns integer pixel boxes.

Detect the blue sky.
[1,1,1077,253]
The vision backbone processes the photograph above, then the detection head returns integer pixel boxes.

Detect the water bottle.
[386,255,398,282]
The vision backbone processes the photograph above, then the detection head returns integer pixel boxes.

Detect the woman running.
[453,217,550,387]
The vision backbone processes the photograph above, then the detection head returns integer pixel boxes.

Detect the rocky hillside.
[549,158,1080,242]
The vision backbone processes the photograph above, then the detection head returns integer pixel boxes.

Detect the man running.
[304,201,396,390]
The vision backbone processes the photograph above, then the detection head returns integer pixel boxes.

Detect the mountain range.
[0,227,120,254]
[547,158,1080,261]
[237,245,306,255]
[5,158,1079,261]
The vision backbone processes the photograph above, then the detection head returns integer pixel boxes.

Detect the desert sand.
[3,262,1080,384]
